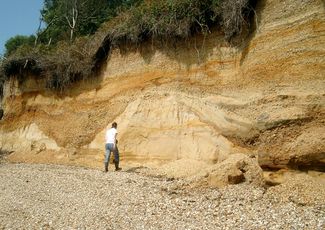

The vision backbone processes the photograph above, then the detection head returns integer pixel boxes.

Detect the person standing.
[104,122,122,172]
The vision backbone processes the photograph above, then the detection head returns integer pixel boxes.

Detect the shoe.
[114,161,121,171]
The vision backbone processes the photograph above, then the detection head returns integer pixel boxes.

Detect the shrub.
[220,0,251,40]
[104,0,253,45]
[106,0,218,44]
[1,38,95,92]
[41,38,94,91]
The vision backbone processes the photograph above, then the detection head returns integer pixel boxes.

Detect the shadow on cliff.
[114,28,227,70]
[239,0,265,65]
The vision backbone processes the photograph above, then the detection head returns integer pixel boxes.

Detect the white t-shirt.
[105,128,117,144]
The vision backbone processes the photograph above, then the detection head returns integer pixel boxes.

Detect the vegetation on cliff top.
[0,0,255,92]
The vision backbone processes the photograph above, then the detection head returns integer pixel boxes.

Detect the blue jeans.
[104,143,119,164]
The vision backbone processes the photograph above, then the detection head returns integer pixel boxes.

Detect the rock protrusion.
[258,127,325,171]
[207,153,265,188]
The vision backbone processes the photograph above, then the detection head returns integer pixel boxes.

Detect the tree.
[37,0,143,44]
[1,0,143,57]
[4,35,36,56]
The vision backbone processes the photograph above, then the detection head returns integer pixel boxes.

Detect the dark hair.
[112,122,117,128]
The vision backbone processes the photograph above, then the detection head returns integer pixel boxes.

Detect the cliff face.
[1,0,324,172]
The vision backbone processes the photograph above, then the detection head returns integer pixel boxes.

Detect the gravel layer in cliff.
[0,163,324,229]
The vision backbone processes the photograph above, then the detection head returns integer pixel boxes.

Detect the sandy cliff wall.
[0,0,324,171]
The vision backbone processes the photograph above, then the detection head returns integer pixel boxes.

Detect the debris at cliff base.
[206,153,265,188]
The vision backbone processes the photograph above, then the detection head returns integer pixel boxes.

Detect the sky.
[0,0,44,56]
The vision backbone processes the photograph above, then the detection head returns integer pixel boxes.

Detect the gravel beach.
[0,163,324,229]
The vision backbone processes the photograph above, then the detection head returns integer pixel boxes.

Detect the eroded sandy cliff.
[1,0,324,179]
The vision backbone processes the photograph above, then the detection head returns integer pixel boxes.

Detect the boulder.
[207,153,264,188]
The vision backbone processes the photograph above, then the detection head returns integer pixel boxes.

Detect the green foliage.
[4,35,36,57]
[0,58,4,99]
[38,0,143,44]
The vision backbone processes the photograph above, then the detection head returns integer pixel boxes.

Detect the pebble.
[0,163,324,229]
